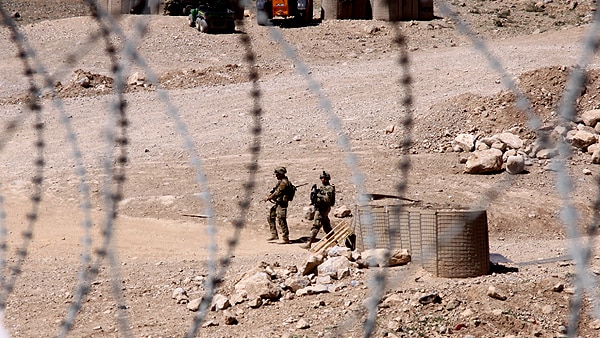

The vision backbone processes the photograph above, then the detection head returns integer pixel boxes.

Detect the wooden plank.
[310,220,353,254]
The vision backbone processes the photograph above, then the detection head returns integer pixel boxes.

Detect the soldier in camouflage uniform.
[264,167,291,244]
[301,171,335,249]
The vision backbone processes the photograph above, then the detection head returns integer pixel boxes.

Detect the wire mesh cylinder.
[354,204,489,278]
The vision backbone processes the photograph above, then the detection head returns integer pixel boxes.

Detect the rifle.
[310,184,318,205]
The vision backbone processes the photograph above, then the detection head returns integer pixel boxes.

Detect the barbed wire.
[0,3,46,314]
[185,4,265,335]
[436,2,600,337]
[0,0,599,336]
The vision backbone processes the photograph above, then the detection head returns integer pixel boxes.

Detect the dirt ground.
[1,0,600,337]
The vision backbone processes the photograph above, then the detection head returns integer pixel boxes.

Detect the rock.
[389,249,411,266]
[317,256,352,279]
[231,291,247,305]
[284,275,311,292]
[387,319,402,332]
[211,294,231,311]
[187,298,202,311]
[475,140,490,151]
[234,270,281,300]
[581,109,600,127]
[297,284,330,296]
[446,299,461,310]
[592,149,600,164]
[327,246,352,259]
[381,293,403,308]
[569,130,597,150]
[77,76,91,88]
[589,318,600,330]
[315,275,332,284]
[248,296,263,308]
[333,205,352,218]
[302,254,324,275]
[536,148,558,159]
[588,143,600,154]
[364,24,381,34]
[487,285,507,301]
[127,71,145,86]
[490,141,506,151]
[296,318,310,329]
[172,287,188,304]
[222,310,238,325]
[295,288,309,297]
[464,148,503,174]
[385,124,396,134]
[361,248,390,267]
[460,308,473,317]
[505,155,525,174]
[452,133,476,152]
[502,148,517,162]
[494,132,523,149]
[201,319,219,327]
[577,123,596,134]
[418,292,441,305]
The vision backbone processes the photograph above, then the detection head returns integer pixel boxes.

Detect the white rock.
[464,148,503,174]
[505,155,525,174]
[452,133,476,152]
[494,132,523,149]
[582,109,600,127]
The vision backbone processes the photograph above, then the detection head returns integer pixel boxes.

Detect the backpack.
[287,182,297,201]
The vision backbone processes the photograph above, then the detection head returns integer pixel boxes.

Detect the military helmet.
[274,167,287,175]
[320,171,331,180]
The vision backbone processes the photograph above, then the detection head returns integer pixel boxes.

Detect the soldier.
[301,171,335,249]
[264,167,291,244]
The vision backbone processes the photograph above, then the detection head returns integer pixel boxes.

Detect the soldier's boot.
[277,237,290,244]
[300,230,318,249]
[267,218,278,241]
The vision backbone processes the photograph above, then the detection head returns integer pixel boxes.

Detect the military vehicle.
[256,0,313,26]
[164,0,244,20]
[188,1,236,33]
[163,0,201,16]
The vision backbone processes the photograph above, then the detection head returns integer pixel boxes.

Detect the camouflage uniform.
[301,171,335,249]
[266,167,291,243]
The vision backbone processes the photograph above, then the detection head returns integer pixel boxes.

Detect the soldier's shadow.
[293,236,313,244]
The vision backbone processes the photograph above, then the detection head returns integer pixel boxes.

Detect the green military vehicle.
[187,0,236,33]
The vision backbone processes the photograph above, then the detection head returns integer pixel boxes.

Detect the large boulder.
[452,133,476,152]
[234,271,280,300]
[569,130,597,150]
[317,256,352,279]
[582,109,600,127]
[302,254,325,275]
[360,248,411,267]
[505,155,525,174]
[464,148,503,174]
[493,132,523,150]
[284,275,312,292]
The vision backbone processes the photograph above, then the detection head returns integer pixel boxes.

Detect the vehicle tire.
[227,21,235,33]
[307,0,314,22]
[197,18,209,33]
[257,9,269,26]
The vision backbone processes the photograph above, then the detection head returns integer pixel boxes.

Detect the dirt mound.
[418,66,600,152]
[159,64,250,89]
